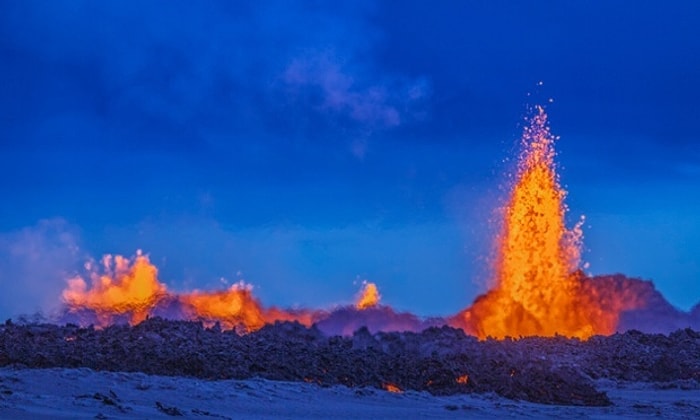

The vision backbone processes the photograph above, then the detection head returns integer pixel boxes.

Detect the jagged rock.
[3,318,700,406]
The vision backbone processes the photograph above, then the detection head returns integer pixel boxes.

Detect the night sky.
[1,1,699,319]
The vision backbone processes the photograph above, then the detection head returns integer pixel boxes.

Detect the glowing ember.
[355,281,381,309]
[383,383,402,393]
[456,374,469,384]
[62,251,167,326]
[461,106,605,339]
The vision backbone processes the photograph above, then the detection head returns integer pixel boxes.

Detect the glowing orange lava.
[461,106,606,339]
[355,281,381,309]
[63,251,167,325]
[180,282,266,332]
[62,252,317,332]
[383,383,403,393]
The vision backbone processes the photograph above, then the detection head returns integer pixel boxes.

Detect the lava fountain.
[62,251,319,332]
[458,106,610,339]
[355,281,381,310]
[62,251,168,326]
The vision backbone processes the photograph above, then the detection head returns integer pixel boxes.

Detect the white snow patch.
[1,367,699,419]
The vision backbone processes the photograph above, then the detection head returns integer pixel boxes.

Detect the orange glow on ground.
[263,307,317,327]
[383,383,403,393]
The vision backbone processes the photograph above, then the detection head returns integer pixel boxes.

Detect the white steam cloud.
[0,218,81,320]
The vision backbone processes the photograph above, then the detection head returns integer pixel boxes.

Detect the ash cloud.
[0,219,81,320]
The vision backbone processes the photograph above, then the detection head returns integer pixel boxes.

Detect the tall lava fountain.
[458,106,608,339]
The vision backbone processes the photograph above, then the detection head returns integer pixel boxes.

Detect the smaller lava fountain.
[62,252,168,326]
[355,281,381,310]
[61,252,320,332]
[61,252,398,333]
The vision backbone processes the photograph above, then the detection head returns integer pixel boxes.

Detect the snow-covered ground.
[1,367,699,419]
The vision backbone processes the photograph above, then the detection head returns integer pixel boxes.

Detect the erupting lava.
[180,282,266,331]
[62,251,167,326]
[62,251,316,332]
[62,258,389,332]
[355,281,381,309]
[459,106,616,339]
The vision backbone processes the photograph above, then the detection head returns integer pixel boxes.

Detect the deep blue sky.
[1,1,699,319]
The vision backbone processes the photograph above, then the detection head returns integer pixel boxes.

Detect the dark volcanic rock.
[314,306,444,336]
[3,319,698,406]
[582,275,700,334]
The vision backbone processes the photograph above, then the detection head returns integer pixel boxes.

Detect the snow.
[1,367,699,419]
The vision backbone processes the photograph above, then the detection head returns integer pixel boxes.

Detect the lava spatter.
[461,106,607,339]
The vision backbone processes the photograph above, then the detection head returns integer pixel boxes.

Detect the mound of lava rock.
[2,318,700,406]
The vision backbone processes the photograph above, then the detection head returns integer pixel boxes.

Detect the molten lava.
[63,251,167,326]
[180,282,266,332]
[62,252,316,332]
[383,383,403,393]
[460,106,608,339]
[355,281,381,309]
